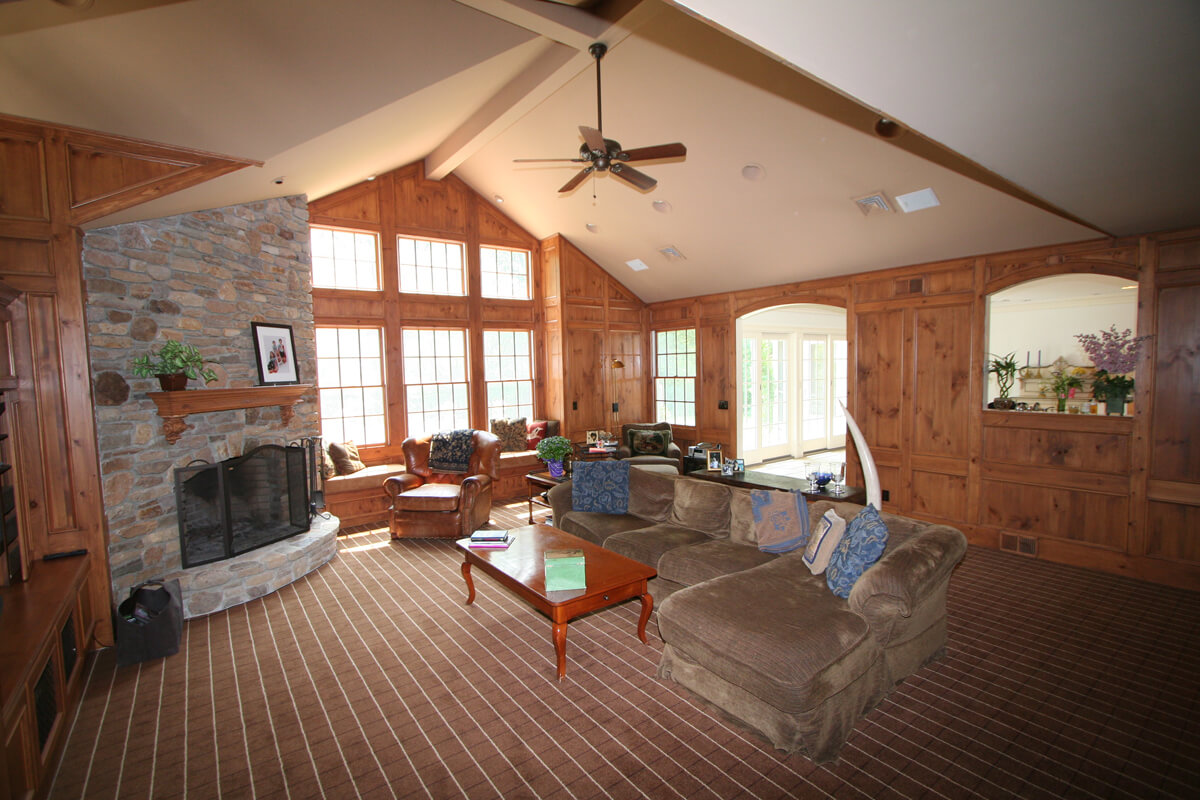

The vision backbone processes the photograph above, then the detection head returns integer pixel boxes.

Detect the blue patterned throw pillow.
[826,504,889,599]
[750,489,810,553]
[571,460,631,514]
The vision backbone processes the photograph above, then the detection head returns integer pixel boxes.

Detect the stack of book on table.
[469,529,514,549]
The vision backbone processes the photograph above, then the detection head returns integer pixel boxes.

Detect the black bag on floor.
[114,579,183,667]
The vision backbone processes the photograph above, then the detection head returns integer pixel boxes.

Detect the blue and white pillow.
[750,489,810,553]
[826,504,889,599]
[571,460,631,514]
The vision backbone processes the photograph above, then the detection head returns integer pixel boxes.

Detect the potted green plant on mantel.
[988,352,1019,409]
[1048,367,1083,413]
[535,435,573,479]
[131,340,218,391]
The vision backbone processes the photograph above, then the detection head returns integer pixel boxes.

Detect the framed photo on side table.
[707,450,724,471]
[251,322,300,385]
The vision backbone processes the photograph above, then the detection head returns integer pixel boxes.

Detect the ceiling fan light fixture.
[741,163,766,181]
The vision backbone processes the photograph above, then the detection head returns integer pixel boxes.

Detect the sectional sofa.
[547,468,967,762]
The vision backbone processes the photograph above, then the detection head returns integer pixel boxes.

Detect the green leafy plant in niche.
[130,340,218,384]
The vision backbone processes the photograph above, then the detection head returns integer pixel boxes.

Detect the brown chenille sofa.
[547,468,967,762]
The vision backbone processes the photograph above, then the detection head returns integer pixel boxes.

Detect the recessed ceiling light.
[895,188,940,213]
[625,258,649,272]
[585,223,599,233]
[652,200,672,213]
[1120,285,1138,290]
[741,163,765,181]
[493,194,504,204]
[272,176,286,185]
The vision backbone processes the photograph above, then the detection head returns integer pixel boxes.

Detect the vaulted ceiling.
[3,0,1197,302]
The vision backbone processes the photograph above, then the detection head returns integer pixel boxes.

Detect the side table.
[525,471,567,524]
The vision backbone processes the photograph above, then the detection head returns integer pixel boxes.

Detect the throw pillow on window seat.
[490,417,528,452]
[328,441,366,475]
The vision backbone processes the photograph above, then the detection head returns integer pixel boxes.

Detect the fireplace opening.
[175,444,310,568]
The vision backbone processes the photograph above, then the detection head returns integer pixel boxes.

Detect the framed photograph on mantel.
[251,322,299,385]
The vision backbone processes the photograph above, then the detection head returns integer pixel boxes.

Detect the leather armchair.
[615,421,683,473]
[384,430,501,539]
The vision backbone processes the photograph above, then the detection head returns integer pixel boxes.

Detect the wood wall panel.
[698,320,731,436]
[609,329,646,425]
[1150,282,1200,482]
[0,237,53,276]
[911,304,971,458]
[911,470,968,521]
[25,294,77,534]
[391,165,467,236]
[854,309,904,449]
[308,186,381,226]
[980,480,1128,549]
[66,146,181,208]
[565,329,604,433]
[1145,502,1200,563]
[0,133,47,221]
[983,425,1131,474]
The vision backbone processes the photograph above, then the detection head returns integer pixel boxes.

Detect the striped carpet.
[50,500,1200,799]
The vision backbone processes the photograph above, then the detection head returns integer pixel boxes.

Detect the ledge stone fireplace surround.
[83,195,334,615]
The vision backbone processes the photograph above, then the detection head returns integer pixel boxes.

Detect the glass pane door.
[741,333,793,463]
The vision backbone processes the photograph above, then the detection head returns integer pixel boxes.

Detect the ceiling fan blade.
[512,158,588,163]
[559,167,594,193]
[609,163,657,191]
[618,142,687,162]
[580,125,606,154]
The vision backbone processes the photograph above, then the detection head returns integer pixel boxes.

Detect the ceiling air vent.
[853,192,892,216]
[658,245,686,261]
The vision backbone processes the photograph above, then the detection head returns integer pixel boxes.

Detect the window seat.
[324,463,406,526]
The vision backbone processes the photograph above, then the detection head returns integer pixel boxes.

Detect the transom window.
[402,328,469,436]
[654,328,697,426]
[483,330,533,421]
[310,226,380,291]
[315,327,386,445]
[397,236,465,296]
[480,246,531,300]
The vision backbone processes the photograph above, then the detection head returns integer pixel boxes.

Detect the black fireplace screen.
[175,444,310,568]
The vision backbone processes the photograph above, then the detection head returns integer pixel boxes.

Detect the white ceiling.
[3,0,1197,303]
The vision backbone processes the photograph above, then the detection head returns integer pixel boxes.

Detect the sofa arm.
[383,473,423,498]
[848,525,967,633]
[547,480,573,523]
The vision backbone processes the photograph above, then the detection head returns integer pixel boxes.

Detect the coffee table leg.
[461,560,475,605]
[637,593,653,644]
[552,621,567,680]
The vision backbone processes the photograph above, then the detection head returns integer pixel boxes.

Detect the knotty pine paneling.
[698,320,732,438]
[1145,501,1200,563]
[391,165,468,236]
[0,236,53,276]
[911,470,968,521]
[980,480,1128,550]
[1150,281,1200,482]
[66,145,181,209]
[983,425,1131,473]
[0,132,48,222]
[854,308,904,449]
[911,303,971,458]
[308,184,382,226]
[565,328,604,435]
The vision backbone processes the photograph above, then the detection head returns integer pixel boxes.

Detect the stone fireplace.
[82,195,331,615]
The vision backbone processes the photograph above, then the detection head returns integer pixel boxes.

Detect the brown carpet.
[50,500,1200,799]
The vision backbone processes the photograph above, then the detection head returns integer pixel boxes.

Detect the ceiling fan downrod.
[589,42,607,137]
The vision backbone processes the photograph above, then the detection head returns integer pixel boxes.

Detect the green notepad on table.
[544,548,586,591]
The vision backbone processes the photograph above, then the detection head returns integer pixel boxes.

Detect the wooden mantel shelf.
[147,385,311,443]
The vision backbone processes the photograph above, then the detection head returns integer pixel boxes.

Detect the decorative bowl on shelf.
[812,469,834,489]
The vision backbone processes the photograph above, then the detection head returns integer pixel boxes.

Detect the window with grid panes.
[397,236,465,296]
[654,329,697,426]
[310,226,380,290]
[315,327,386,445]
[483,330,533,421]
[402,328,469,436]
[480,246,532,300]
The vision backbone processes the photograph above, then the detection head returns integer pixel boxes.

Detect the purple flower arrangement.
[1075,326,1149,402]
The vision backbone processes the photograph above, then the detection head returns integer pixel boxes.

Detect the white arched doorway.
[737,303,848,465]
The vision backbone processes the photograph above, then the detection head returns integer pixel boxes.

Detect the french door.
[741,330,846,464]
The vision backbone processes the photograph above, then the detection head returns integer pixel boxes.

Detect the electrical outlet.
[612,402,619,413]
[882,489,890,502]
[572,401,577,410]
[718,400,728,410]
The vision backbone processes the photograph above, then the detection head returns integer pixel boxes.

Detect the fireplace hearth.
[175,444,310,568]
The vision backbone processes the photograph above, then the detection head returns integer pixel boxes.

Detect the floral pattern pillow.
[826,504,889,598]
[571,460,631,514]
[629,428,671,455]
[490,417,527,452]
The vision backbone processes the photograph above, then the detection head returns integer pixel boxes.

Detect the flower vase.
[1105,396,1126,416]
[1056,395,1067,413]
[546,459,565,478]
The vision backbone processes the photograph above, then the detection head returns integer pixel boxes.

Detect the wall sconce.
[610,359,625,369]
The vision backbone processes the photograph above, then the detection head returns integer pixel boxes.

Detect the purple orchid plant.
[1074,325,1149,400]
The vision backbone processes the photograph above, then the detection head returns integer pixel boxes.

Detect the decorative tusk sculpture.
[840,401,881,509]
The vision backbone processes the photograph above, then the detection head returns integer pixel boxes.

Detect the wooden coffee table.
[455,524,656,680]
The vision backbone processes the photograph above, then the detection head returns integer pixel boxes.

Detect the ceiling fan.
[514,42,687,194]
